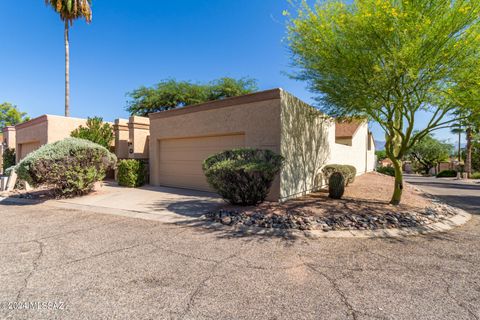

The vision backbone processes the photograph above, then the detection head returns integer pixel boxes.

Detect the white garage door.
[158,134,245,191]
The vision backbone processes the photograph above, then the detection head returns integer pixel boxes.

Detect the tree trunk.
[458,131,461,163]
[64,21,70,117]
[466,127,472,178]
[390,157,403,205]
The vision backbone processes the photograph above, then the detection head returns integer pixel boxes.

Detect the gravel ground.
[206,173,446,231]
[0,202,479,320]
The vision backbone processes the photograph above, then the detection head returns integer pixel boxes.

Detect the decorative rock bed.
[205,202,459,232]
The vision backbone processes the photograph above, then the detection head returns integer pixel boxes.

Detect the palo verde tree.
[448,55,480,177]
[44,0,92,117]
[287,0,480,204]
[127,77,258,116]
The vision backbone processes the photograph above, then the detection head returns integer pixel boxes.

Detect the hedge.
[436,170,457,178]
[376,166,395,176]
[322,164,357,185]
[203,148,283,206]
[16,138,117,197]
[117,159,146,187]
[2,148,16,172]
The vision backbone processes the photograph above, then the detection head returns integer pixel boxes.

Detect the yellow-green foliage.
[117,159,146,188]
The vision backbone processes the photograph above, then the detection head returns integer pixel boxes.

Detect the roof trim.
[149,88,282,120]
[15,115,49,130]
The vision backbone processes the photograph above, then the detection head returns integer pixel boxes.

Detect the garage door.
[19,141,41,160]
[158,134,245,191]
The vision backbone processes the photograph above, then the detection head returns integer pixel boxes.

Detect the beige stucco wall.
[279,91,332,200]
[3,126,16,149]
[46,115,88,143]
[15,115,87,162]
[149,93,282,200]
[128,116,150,159]
[114,118,129,159]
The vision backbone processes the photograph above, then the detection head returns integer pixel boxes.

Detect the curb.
[0,196,472,239]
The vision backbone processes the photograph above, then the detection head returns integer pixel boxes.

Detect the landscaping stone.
[204,202,457,232]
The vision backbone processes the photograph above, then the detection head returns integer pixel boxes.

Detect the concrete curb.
[0,196,472,239]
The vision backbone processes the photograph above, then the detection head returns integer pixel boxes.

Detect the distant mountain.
[374,140,385,150]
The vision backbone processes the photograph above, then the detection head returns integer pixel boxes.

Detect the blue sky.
[0,0,456,145]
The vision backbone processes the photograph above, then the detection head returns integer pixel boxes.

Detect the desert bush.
[322,164,356,185]
[376,166,395,176]
[470,172,480,179]
[16,138,116,197]
[436,170,457,178]
[203,148,283,206]
[117,159,146,187]
[2,148,16,172]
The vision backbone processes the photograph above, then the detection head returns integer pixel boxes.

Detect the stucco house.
[148,88,375,201]
[14,115,87,162]
[114,116,150,160]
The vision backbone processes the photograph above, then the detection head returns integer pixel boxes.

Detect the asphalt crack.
[15,239,44,301]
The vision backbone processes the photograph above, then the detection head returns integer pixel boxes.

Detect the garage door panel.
[19,141,41,160]
[158,134,245,191]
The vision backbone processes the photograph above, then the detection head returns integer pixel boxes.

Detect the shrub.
[436,170,457,178]
[117,159,146,187]
[376,166,395,176]
[470,172,480,179]
[16,138,116,197]
[71,117,114,149]
[328,172,345,199]
[322,164,356,185]
[203,148,284,206]
[2,148,16,172]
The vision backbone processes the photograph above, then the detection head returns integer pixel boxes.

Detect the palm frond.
[44,0,92,24]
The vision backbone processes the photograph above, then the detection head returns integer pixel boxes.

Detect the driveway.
[0,200,479,319]
[405,175,480,214]
[48,182,223,223]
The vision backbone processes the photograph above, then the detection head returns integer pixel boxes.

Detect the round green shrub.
[376,166,395,176]
[471,172,480,179]
[322,164,356,185]
[436,170,457,178]
[203,148,284,206]
[16,138,117,197]
[117,159,146,188]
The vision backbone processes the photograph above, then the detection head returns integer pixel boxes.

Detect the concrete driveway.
[49,182,223,223]
[405,175,480,214]
[0,199,479,319]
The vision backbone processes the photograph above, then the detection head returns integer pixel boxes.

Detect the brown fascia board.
[14,115,49,130]
[149,88,283,120]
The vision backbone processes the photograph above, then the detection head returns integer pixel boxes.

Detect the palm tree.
[450,125,464,163]
[44,0,92,117]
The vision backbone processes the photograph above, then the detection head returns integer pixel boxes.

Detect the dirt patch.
[206,172,455,231]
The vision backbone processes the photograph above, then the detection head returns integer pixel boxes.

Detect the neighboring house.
[14,115,87,162]
[148,88,375,201]
[114,116,150,160]
[2,126,16,150]
[332,120,376,175]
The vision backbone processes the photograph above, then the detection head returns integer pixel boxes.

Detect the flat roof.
[149,88,282,120]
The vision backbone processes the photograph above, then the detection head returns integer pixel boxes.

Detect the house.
[2,126,16,150]
[14,115,87,162]
[113,116,150,160]
[148,88,375,201]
